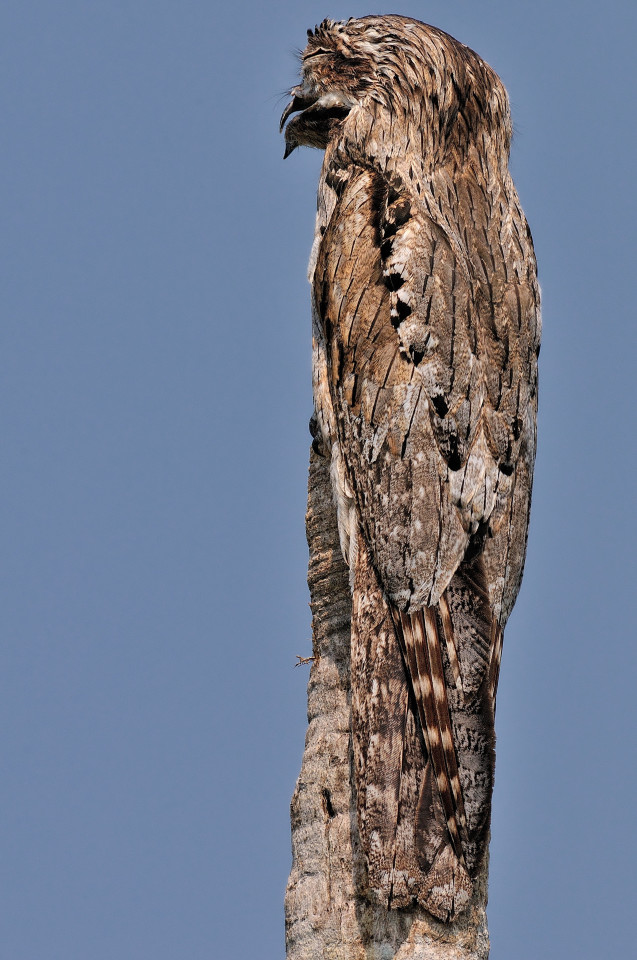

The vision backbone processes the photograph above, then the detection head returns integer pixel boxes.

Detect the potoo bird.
[281,16,540,921]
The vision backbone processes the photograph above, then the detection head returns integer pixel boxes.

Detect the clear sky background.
[3,1,636,958]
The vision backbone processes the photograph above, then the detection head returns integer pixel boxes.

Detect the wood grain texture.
[282,13,539,928]
[284,451,490,959]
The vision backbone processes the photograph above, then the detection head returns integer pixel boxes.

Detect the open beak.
[280,87,353,158]
[279,90,316,133]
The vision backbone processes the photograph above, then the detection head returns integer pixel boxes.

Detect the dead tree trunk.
[285,449,490,960]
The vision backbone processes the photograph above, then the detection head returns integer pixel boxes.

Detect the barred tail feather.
[395,608,468,860]
[351,543,499,920]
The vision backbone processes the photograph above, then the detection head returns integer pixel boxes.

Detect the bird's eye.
[303,48,329,61]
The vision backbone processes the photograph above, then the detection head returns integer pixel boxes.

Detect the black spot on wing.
[409,346,424,366]
[395,298,412,321]
[391,297,412,330]
[431,396,448,418]
[384,272,404,291]
[446,437,462,472]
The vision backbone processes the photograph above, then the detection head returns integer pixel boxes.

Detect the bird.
[281,15,540,921]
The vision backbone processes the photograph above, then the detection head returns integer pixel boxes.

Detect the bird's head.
[280,16,511,165]
[280,18,377,157]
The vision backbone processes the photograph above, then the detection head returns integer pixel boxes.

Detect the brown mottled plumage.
[281,15,539,921]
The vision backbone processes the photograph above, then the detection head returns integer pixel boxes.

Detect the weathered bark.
[285,450,490,959]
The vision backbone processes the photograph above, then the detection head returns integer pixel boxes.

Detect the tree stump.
[285,450,490,960]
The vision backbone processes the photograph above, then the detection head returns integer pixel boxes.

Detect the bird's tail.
[351,543,499,920]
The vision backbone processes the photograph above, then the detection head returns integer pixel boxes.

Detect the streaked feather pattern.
[282,15,539,921]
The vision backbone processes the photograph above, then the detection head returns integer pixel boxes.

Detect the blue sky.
[3,1,636,957]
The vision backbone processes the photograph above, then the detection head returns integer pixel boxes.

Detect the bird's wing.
[313,156,539,614]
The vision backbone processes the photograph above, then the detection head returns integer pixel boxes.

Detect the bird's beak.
[279,90,316,132]
[280,87,352,158]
